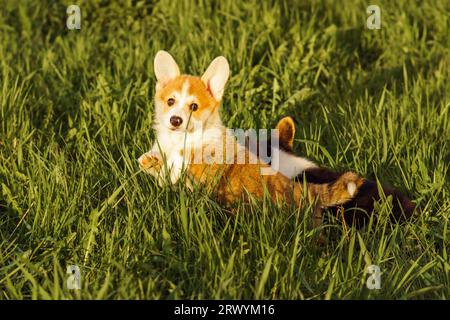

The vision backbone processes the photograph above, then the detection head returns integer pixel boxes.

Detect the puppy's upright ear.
[154,50,180,89]
[276,117,296,152]
[201,56,230,101]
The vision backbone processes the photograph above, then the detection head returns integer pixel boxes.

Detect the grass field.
[0,0,449,299]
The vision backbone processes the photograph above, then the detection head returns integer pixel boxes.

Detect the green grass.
[0,0,449,299]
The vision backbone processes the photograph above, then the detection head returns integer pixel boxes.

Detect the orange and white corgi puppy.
[139,51,365,224]
[139,50,228,185]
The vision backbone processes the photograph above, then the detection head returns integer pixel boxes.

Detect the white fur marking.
[274,149,317,178]
[347,182,357,196]
[177,80,191,109]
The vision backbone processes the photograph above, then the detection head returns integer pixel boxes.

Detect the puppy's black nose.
[170,116,183,127]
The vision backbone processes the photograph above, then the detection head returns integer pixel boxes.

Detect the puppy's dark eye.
[167,98,175,106]
[190,103,198,111]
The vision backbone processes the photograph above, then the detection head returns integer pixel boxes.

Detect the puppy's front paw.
[138,151,162,171]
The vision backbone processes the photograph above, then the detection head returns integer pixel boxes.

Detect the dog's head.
[153,51,230,133]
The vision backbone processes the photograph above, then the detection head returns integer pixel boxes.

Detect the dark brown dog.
[263,117,417,227]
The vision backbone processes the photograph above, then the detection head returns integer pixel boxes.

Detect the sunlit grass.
[0,0,448,299]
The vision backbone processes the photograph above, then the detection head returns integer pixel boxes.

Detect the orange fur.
[276,116,295,151]
[185,140,364,210]
[156,75,219,123]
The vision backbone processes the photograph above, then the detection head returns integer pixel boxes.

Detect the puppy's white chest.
[155,130,193,183]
